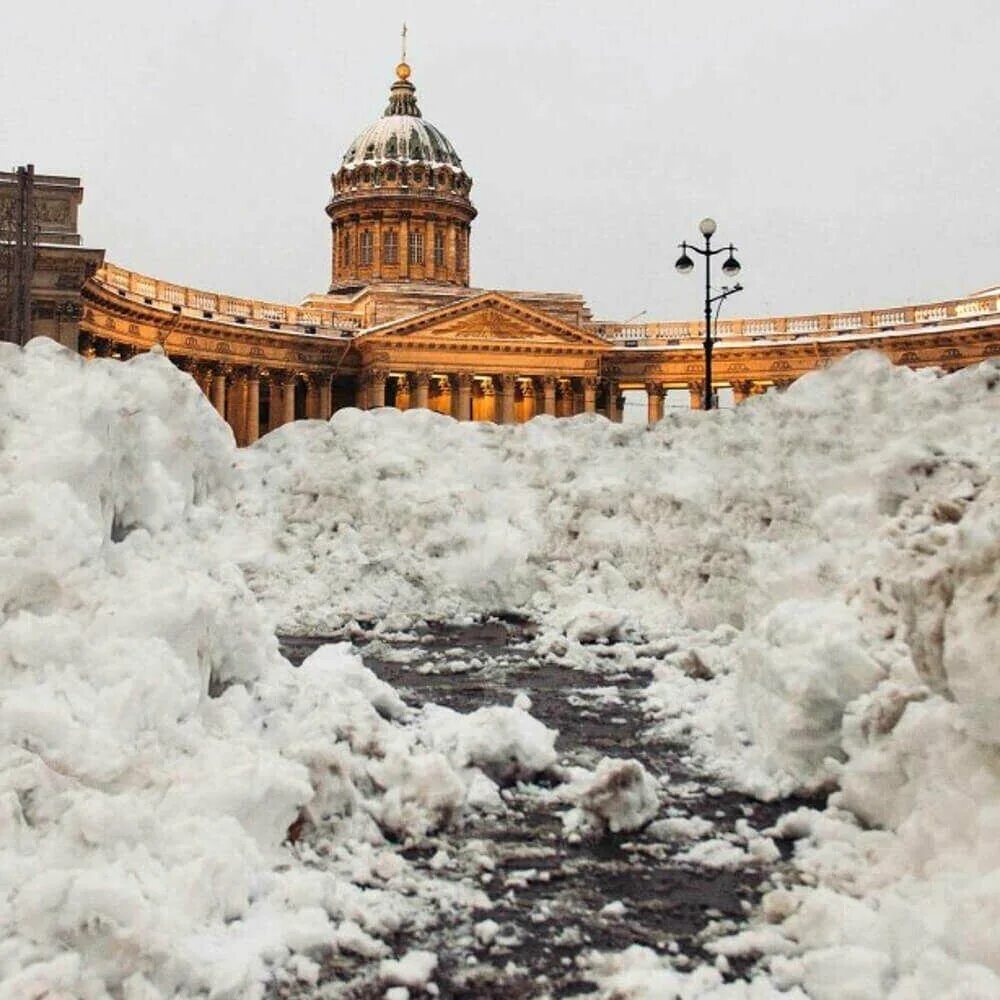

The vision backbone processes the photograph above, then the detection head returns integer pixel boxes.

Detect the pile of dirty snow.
[0,340,552,998]
[239,351,1000,997]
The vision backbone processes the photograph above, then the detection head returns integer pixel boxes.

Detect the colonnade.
[641,378,789,421]
[79,334,350,446]
[79,332,807,443]
[359,371,624,424]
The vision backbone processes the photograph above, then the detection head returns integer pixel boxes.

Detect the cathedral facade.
[27,58,996,444]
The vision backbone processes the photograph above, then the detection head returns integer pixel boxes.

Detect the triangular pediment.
[358,292,610,349]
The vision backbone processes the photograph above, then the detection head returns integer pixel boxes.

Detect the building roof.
[340,64,465,172]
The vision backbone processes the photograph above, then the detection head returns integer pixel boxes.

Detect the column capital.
[451,371,474,389]
[644,381,665,397]
[366,367,388,386]
[499,373,517,390]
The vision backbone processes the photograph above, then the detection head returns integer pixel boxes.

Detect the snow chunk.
[380,949,438,988]
[418,703,558,784]
[566,757,660,834]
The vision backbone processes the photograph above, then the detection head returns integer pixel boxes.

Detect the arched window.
[433,230,445,267]
[382,228,399,265]
[408,230,424,265]
[359,229,373,266]
[342,231,352,267]
[385,165,396,183]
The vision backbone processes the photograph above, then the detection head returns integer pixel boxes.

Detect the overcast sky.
[4,0,997,321]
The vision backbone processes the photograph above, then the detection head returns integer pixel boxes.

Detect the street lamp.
[674,217,743,411]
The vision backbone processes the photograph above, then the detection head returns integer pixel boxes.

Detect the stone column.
[499,374,517,425]
[447,222,458,282]
[517,379,536,423]
[228,369,249,446]
[400,215,410,280]
[606,379,621,422]
[368,369,387,408]
[540,376,557,416]
[373,218,383,280]
[646,382,665,425]
[246,368,260,444]
[412,371,430,409]
[425,218,435,280]
[210,365,227,416]
[731,380,752,404]
[268,373,287,431]
[473,378,497,422]
[355,376,368,410]
[283,374,297,425]
[318,374,332,421]
[571,379,585,416]
[430,376,452,415]
[305,374,320,420]
[453,373,472,421]
[688,381,704,410]
[395,374,411,410]
[582,376,597,414]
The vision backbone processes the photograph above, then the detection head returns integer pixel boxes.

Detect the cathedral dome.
[339,66,465,173]
[326,60,476,291]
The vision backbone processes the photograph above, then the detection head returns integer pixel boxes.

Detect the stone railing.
[97,263,361,334]
[593,289,1000,346]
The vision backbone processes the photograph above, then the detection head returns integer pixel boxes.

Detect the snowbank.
[239,350,1000,995]
[0,342,493,998]
[4,339,999,997]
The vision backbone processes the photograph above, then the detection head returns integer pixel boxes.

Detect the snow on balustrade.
[874,309,906,326]
[833,313,864,330]
[160,283,186,305]
[220,296,251,318]
[787,317,821,334]
[744,321,777,337]
[915,306,950,322]
[956,297,995,317]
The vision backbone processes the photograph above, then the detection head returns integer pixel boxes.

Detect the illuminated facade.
[66,59,1000,443]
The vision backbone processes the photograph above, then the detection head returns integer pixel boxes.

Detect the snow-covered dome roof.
[340,63,465,172]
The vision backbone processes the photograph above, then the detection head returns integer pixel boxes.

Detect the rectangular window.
[342,232,352,267]
[382,228,398,265]
[408,230,424,265]
[433,230,445,267]
[359,230,373,266]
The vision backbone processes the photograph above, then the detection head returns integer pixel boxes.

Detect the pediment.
[423,307,578,344]
[359,293,609,349]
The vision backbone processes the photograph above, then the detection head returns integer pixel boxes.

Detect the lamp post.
[674,218,743,411]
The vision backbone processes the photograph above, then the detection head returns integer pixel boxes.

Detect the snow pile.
[563,756,661,834]
[239,351,1000,994]
[418,702,558,785]
[0,341,498,998]
[583,945,804,998]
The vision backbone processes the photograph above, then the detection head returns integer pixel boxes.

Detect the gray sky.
[4,0,997,321]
